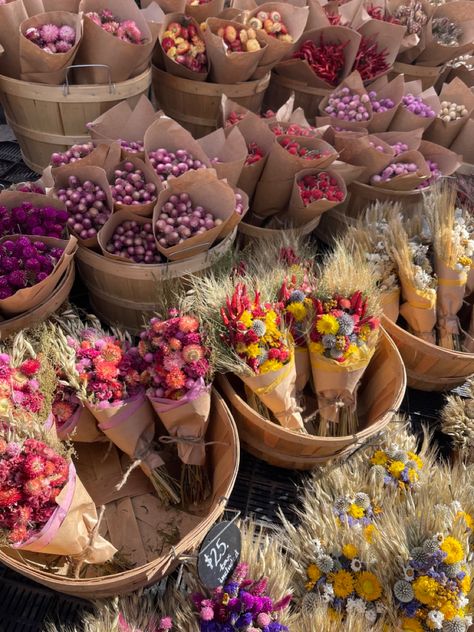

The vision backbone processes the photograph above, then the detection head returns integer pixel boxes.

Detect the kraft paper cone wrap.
[240,353,304,430]
[310,347,374,426]
[451,120,474,164]
[148,380,211,466]
[186,0,225,23]
[318,70,374,132]
[417,2,474,67]
[203,17,267,84]
[399,276,437,343]
[0,234,77,317]
[370,149,430,191]
[87,392,166,479]
[19,11,82,85]
[327,160,366,184]
[286,166,347,227]
[153,169,236,261]
[276,26,361,90]
[106,155,162,217]
[76,0,156,83]
[381,287,400,322]
[142,1,166,43]
[447,58,474,91]
[233,0,306,8]
[220,185,249,238]
[333,132,394,183]
[235,115,276,199]
[295,345,310,392]
[13,462,117,564]
[245,3,309,69]
[52,164,114,248]
[43,0,81,11]
[466,307,474,351]
[356,19,406,83]
[305,0,331,32]
[198,126,247,187]
[367,73,405,133]
[56,402,105,443]
[434,256,467,348]
[424,78,474,148]
[386,0,428,55]
[389,83,441,133]
[160,12,209,81]
[0,0,29,78]
[375,128,424,152]
[252,136,337,219]
[466,265,474,298]
[97,210,156,263]
[338,0,371,30]
[143,0,185,12]
[220,94,259,128]
[418,140,461,182]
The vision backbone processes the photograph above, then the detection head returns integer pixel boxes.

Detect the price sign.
[197,521,241,589]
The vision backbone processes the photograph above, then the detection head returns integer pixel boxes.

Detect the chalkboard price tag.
[197,521,241,589]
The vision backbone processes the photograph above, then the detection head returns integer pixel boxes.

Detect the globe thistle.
[252,320,266,337]
[354,492,371,509]
[334,497,350,512]
[289,289,306,303]
[443,617,466,632]
[385,444,399,459]
[316,554,334,574]
[422,538,440,554]
[411,547,430,564]
[301,592,319,615]
[370,465,386,481]
[258,350,268,365]
[406,460,419,471]
[443,562,462,578]
[365,607,377,624]
[394,580,414,603]
[337,313,355,335]
[392,450,408,463]
[322,334,337,349]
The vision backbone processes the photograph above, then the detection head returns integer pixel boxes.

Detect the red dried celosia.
[366,4,401,23]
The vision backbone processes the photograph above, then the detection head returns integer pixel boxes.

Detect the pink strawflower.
[86,11,102,26]
[256,613,272,626]
[40,23,59,43]
[200,606,214,621]
[58,24,75,43]
[55,40,72,53]
[159,617,173,631]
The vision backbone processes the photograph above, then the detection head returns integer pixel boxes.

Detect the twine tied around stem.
[159,435,228,448]
[72,504,106,578]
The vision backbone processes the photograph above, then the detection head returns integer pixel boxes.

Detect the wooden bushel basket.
[75,229,237,334]
[382,315,474,391]
[264,71,331,120]
[0,390,240,598]
[152,65,270,139]
[0,67,151,173]
[390,62,442,91]
[237,216,321,247]
[218,329,406,470]
[0,263,75,340]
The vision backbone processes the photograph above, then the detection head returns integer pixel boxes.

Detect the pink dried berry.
[40,23,60,43]
[58,25,75,43]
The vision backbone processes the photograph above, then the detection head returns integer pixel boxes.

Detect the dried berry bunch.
[293,37,348,86]
[393,0,428,35]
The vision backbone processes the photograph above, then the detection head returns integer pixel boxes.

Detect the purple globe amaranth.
[8,270,27,288]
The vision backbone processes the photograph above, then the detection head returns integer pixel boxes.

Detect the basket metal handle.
[63,64,116,96]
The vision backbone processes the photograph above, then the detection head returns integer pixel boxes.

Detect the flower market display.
[0,0,474,627]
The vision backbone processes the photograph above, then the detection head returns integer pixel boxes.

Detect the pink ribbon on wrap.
[96,391,146,431]
[13,461,76,550]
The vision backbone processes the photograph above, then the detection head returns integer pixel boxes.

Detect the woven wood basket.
[382,315,474,391]
[0,263,75,340]
[0,68,151,173]
[0,390,239,598]
[152,65,270,138]
[264,71,331,120]
[75,229,237,334]
[218,329,406,470]
[237,216,321,247]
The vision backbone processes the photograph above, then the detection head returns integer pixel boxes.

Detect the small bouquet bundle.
[424,181,474,350]
[137,310,213,506]
[0,234,77,316]
[387,214,437,343]
[0,346,56,432]
[308,244,381,436]
[0,434,116,563]
[160,14,208,80]
[192,561,292,631]
[221,282,304,431]
[302,540,385,626]
[393,532,472,631]
[369,444,424,492]
[440,379,474,464]
[63,324,178,504]
[278,275,313,392]
[353,20,406,83]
